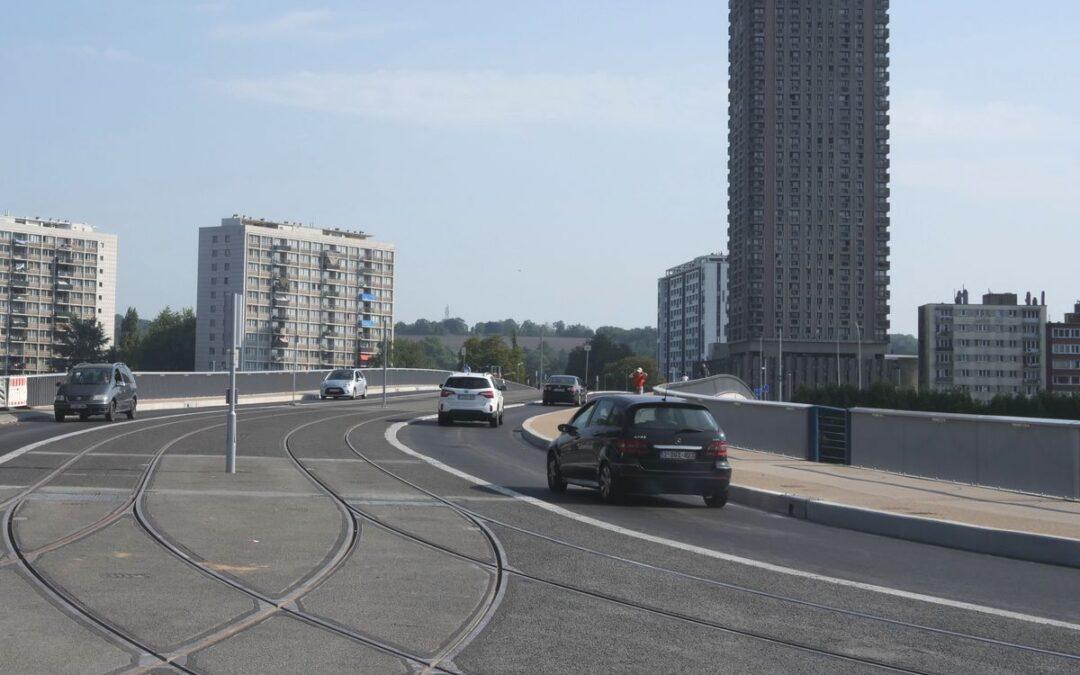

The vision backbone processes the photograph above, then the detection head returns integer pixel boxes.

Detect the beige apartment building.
[1,215,118,374]
[195,216,394,371]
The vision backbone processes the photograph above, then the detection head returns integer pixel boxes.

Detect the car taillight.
[440,389,453,397]
[480,390,495,399]
[615,438,649,455]
[705,440,728,459]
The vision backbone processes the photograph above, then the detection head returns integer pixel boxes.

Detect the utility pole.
[583,341,592,392]
[381,326,388,409]
[836,328,842,386]
[224,293,243,475]
[856,322,863,391]
[290,324,298,406]
[539,327,545,384]
[778,327,784,402]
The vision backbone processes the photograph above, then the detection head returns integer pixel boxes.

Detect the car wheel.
[547,452,567,493]
[437,413,450,426]
[54,412,65,423]
[361,392,367,399]
[488,415,499,428]
[319,395,326,400]
[703,489,729,508]
[598,463,622,504]
[498,410,505,426]
[104,400,117,422]
[126,398,137,420]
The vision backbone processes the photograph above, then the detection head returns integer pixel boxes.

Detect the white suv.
[437,373,505,427]
[320,369,368,400]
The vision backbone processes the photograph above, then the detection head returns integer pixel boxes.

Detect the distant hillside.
[397,334,588,353]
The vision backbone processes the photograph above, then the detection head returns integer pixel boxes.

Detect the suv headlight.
[92,394,109,403]
[55,393,66,402]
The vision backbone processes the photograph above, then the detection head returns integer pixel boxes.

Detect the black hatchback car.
[545,395,731,507]
[54,362,138,422]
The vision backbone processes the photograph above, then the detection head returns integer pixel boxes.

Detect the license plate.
[660,450,697,461]
[69,404,86,409]
[458,394,475,400]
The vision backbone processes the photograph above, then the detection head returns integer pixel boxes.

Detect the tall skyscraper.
[1,215,118,374]
[657,253,729,381]
[195,216,394,372]
[726,0,891,397]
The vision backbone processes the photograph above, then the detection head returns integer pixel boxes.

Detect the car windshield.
[631,405,719,432]
[328,370,353,380]
[548,376,576,385]
[68,368,111,386]
[444,376,490,390]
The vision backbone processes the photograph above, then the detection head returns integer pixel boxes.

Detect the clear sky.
[2,1,1078,335]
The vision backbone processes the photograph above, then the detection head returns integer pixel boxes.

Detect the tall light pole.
[778,326,784,402]
[381,324,388,408]
[836,327,842,386]
[290,322,298,406]
[583,341,591,392]
[539,326,545,384]
[856,321,863,391]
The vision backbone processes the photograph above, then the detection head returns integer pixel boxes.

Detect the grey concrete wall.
[851,408,1080,499]
[655,387,810,459]
[19,368,475,408]
[658,374,755,400]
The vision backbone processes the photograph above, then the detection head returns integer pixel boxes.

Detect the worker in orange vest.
[630,367,648,394]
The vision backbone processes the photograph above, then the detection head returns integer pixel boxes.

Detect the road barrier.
[656,381,1080,499]
[13,368,497,409]
[850,408,1080,499]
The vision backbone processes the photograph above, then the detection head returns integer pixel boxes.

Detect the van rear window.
[631,405,718,431]
[444,377,490,390]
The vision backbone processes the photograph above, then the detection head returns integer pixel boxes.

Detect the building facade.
[1047,301,1080,394]
[195,216,394,372]
[726,0,892,398]
[1,215,118,374]
[918,291,1046,402]
[657,254,729,380]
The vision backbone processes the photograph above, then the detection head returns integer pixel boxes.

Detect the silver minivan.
[54,363,137,422]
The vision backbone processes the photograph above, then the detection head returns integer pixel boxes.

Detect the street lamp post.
[856,322,863,391]
[583,341,592,392]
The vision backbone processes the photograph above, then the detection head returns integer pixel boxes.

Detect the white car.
[320,369,368,400]
[437,372,506,427]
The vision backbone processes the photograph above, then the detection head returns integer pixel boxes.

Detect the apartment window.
[212,235,219,243]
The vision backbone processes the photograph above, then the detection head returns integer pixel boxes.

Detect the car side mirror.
[557,423,577,435]
[497,383,507,391]
[55,381,61,387]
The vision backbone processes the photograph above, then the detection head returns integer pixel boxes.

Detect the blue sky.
[2,1,1078,334]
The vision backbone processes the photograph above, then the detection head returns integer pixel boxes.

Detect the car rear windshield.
[68,368,111,385]
[547,376,576,385]
[328,370,353,379]
[444,376,491,390]
[630,405,718,431]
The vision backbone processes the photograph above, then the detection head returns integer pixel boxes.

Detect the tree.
[602,356,663,392]
[116,307,142,367]
[566,331,632,387]
[138,307,196,371]
[888,334,918,355]
[370,337,457,369]
[55,318,110,368]
[461,335,515,374]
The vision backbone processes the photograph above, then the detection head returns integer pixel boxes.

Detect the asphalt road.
[1,391,1078,674]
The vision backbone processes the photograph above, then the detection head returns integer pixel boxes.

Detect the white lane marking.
[386,413,1080,633]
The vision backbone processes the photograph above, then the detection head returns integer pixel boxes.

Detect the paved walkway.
[524,408,1080,541]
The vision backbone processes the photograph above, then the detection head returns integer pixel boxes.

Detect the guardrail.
[851,408,1080,499]
[12,368,493,409]
[656,381,1080,499]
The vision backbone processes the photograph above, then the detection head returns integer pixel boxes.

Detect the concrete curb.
[521,415,1080,569]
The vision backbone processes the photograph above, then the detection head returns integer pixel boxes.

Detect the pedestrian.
[630,367,648,395]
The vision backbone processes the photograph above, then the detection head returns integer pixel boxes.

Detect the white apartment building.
[195,216,394,372]
[1,215,118,374]
[657,253,728,381]
[918,290,1046,402]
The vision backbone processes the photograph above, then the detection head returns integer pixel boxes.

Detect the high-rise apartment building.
[918,291,1046,402]
[195,216,394,372]
[657,254,729,380]
[1047,301,1080,395]
[1,215,118,374]
[726,0,891,397]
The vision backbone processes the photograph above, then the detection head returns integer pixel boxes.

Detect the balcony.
[271,295,293,307]
[321,251,343,270]
[10,275,29,288]
[273,335,289,348]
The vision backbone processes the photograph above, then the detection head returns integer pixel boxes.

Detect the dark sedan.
[545,395,731,507]
[541,375,586,406]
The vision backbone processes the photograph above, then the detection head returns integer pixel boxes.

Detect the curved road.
[0,390,1077,673]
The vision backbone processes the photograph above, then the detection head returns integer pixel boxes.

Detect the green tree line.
[57,307,196,371]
